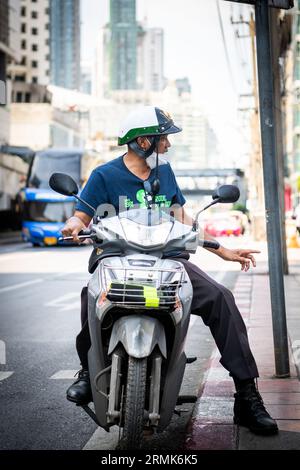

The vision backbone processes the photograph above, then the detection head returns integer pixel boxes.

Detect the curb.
[185,273,253,450]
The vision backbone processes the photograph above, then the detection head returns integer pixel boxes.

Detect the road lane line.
[0,372,14,381]
[50,370,78,379]
[0,278,43,294]
[45,292,80,311]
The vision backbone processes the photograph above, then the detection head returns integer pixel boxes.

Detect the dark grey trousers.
[76,258,259,380]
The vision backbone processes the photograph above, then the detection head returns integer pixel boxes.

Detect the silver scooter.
[49,172,239,449]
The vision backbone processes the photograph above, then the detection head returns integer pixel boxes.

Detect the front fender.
[108,315,167,359]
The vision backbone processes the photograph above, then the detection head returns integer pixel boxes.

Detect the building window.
[32,77,38,84]
[32,60,38,68]
[45,23,49,30]
[21,6,26,16]
[295,60,300,81]
[21,23,26,33]
[31,0,37,2]
[15,76,25,82]
[45,7,50,15]
[25,93,31,103]
[16,91,23,102]
[32,44,38,52]
[31,28,38,35]
[46,70,49,76]
[294,108,300,127]
[45,54,49,61]
[31,11,38,19]
[45,38,49,45]
[21,40,26,49]
[20,56,26,65]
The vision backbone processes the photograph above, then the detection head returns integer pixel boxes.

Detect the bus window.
[24,201,75,223]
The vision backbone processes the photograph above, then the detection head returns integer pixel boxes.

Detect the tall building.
[0,0,21,138]
[137,25,164,92]
[8,0,50,89]
[175,77,191,96]
[50,0,80,90]
[109,0,138,90]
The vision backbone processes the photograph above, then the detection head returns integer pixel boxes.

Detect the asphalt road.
[0,241,240,450]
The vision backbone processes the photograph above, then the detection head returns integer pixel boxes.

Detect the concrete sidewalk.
[185,246,300,450]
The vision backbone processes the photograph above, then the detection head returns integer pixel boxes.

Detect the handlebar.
[58,229,93,242]
[201,240,220,250]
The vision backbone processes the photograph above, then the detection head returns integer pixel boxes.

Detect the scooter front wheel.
[122,355,147,450]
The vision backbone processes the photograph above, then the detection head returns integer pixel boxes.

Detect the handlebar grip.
[78,229,92,236]
[202,240,220,250]
[58,228,92,242]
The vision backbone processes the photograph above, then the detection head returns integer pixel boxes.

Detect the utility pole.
[249,12,266,241]
[255,0,290,377]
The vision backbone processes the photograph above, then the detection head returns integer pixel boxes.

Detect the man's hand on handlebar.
[61,213,91,243]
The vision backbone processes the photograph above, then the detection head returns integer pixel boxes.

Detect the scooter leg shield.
[108,315,167,359]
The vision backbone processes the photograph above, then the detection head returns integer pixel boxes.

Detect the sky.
[80,0,255,167]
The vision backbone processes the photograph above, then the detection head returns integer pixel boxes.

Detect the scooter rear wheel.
[122,355,147,450]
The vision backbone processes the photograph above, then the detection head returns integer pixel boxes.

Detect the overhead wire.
[215,0,237,93]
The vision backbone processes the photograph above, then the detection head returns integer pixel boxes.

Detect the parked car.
[204,213,242,237]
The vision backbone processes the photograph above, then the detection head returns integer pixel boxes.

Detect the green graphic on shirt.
[124,190,172,209]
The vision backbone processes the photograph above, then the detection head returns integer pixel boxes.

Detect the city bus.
[20,148,102,246]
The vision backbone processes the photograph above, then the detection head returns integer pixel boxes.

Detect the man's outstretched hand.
[218,247,261,272]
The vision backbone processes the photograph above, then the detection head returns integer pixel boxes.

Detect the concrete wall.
[9,102,52,149]
[0,152,28,211]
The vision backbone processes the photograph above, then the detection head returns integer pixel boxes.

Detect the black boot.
[233,380,278,435]
[66,368,92,405]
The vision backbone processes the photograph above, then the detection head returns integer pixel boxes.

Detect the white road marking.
[0,340,6,364]
[83,426,120,450]
[50,370,78,379]
[0,372,14,381]
[44,292,80,311]
[0,278,43,294]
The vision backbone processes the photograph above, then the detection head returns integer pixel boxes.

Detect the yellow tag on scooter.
[143,286,159,308]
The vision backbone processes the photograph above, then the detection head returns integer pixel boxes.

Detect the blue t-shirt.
[76,155,186,218]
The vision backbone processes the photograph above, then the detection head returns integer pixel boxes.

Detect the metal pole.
[254,0,290,377]
[269,8,289,275]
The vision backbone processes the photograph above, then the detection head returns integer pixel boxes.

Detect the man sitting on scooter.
[62,106,278,436]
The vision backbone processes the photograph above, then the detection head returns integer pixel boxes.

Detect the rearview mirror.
[212,185,240,203]
[49,172,78,196]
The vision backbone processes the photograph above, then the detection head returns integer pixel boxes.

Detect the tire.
[122,356,147,450]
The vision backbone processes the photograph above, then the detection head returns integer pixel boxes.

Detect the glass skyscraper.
[109,0,137,90]
[50,0,80,90]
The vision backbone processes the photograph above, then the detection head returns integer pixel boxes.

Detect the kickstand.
[79,404,110,432]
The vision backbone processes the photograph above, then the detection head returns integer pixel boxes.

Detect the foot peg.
[186,357,197,364]
[176,395,198,405]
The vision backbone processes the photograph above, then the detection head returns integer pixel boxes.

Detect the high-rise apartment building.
[50,0,80,90]
[8,0,50,88]
[137,26,164,92]
[109,0,138,90]
[0,0,21,138]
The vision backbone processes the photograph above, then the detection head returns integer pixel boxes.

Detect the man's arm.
[172,206,260,272]
[61,210,92,243]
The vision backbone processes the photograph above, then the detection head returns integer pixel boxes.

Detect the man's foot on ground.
[234,382,278,435]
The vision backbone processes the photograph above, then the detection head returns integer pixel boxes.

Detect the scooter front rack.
[100,263,185,309]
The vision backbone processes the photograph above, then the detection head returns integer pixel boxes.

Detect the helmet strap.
[128,135,159,159]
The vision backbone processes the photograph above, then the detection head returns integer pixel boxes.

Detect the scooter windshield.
[118,209,173,247]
